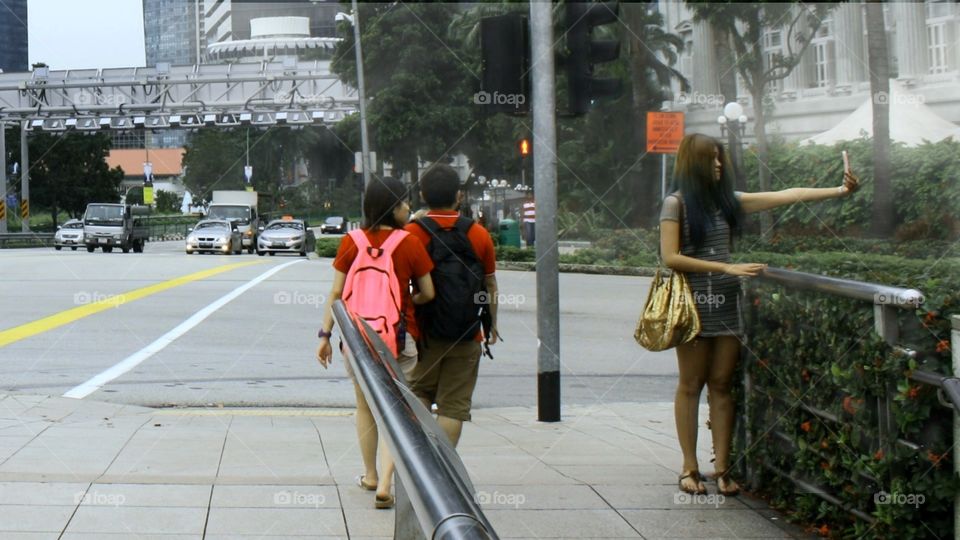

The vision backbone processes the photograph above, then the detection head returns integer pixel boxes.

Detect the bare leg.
[708,335,741,494]
[675,337,711,492]
[437,416,464,447]
[377,438,395,501]
[353,383,379,486]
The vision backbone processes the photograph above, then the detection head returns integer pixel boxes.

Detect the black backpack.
[415,216,486,343]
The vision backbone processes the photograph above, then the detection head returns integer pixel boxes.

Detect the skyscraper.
[143,0,201,67]
[0,0,28,73]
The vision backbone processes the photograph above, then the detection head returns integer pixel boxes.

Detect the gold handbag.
[634,266,701,351]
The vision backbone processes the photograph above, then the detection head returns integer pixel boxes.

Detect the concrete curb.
[497,260,657,277]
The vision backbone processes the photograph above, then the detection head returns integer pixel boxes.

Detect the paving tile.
[553,463,678,485]
[593,484,748,510]
[483,509,641,538]
[0,481,89,505]
[82,483,212,507]
[473,484,609,510]
[342,507,396,537]
[621,509,795,538]
[205,507,347,536]
[211,484,338,509]
[0,505,75,533]
[61,535,201,540]
[65,506,207,534]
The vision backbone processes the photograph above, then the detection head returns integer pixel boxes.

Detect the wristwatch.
[317,328,332,339]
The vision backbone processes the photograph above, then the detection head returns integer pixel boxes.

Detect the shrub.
[315,237,340,258]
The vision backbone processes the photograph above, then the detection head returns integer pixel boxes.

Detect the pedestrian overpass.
[0,60,358,232]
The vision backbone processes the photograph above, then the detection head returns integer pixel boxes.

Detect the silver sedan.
[257,219,316,256]
[54,219,84,250]
[185,220,243,255]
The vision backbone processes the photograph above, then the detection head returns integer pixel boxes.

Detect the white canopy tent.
[801,81,960,147]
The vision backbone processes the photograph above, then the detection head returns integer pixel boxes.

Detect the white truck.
[206,191,259,254]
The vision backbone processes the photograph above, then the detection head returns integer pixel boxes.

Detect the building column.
[691,19,719,98]
[781,16,812,98]
[834,2,866,92]
[893,1,928,81]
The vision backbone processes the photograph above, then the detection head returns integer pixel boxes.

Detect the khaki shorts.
[409,339,481,421]
[343,333,417,381]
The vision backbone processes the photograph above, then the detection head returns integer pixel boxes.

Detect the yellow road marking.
[0,261,263,348]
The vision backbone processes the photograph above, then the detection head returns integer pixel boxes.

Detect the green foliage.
[153,190,182,214]
[5,129,122,224]
[315,237,341,258]
[735,252,959,539]
[741,138,960,240]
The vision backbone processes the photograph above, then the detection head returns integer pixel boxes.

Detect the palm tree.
[865,1,892,237]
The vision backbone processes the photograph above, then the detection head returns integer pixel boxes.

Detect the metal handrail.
[332,300,498,540]
[758,267,924,308]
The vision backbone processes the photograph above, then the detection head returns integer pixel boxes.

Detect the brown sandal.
[678,470,706,495]
[715,470,741,497]
[375,493,395,509]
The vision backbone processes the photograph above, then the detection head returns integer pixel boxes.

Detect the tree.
[154,190,182,214]
[8,129,123,225]
[865,1,893,238]
[331,3,475,206]
[690,3,831,237]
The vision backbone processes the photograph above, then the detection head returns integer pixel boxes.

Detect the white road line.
[63,259,305,399]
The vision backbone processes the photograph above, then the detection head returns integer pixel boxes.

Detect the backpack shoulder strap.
[379,229,408,254]
[415,216,441,236]
[348,229,369,250]
[454,216,473,235]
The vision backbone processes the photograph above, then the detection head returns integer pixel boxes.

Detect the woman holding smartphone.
[660,134,858,496]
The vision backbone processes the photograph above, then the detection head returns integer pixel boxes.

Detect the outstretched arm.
[739,171,859,214]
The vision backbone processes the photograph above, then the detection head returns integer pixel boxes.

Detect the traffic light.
[565,2,623,116]
[519,138,531,157]
[479,13,530,114]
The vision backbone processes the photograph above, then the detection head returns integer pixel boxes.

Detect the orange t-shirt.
[405,211,497,341]
[333,228,434,340]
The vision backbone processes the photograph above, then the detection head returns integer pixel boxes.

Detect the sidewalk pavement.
[0,394,813,539]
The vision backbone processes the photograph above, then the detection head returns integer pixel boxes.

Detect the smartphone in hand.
[842,150,850,174]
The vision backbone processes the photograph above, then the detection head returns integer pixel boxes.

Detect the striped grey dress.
[659,193,743,338]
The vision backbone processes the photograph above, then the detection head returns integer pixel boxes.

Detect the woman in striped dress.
[659,133,858,496]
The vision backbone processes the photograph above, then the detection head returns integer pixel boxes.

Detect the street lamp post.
[717,102,748,188]
[337,4,372,195]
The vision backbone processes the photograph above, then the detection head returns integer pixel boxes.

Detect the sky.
[28,0,145,71]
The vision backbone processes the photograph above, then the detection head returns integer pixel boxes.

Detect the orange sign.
[646,112,685,154]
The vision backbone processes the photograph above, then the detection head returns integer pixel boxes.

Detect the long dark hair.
[671,133,742,249]
[362,177,408,230]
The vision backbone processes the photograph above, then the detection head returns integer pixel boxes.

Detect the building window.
[814,41,834,87]
[763,30,783,93]
[928,23,948,73]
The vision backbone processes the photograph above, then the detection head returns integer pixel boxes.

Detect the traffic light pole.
[351,0,372,194]
[530,0,560,422]
[20,122,29,232]
[0,122,6,233]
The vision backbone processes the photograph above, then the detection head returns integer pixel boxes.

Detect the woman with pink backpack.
[317,177,435,509]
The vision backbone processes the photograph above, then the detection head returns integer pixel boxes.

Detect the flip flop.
[375,494,395,509]
[355,474,377,491]
[678,470,707,495]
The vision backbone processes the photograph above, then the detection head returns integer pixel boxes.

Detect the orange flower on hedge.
[758,359,769,369]
[842,396,855,415]
[821,439,829,449]
[924,311,937,324]
[820,461,830,470]
[928,450,946,468]
[800,421,812,433]
[874,449,885,461]
[753,297,761,307]
[936,340,950,354]
[801,369,811,382]
[818,524,829,536]
[907,386,921,400]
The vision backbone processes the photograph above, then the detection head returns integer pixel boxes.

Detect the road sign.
[0,200,5,220]
[646,111,684,154]
[20,199,28,219]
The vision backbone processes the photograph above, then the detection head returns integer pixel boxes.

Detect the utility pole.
[0,122,6,233]
[530,0,560,422]
[20,122,29,232]
[351,0,372,194]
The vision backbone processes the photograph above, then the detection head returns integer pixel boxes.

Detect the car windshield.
[267,222,303,231]
[84,205,124,225]
[324,217,344,225]
[195,222,227,230]
[64,222,83,229]
[207,206,250,224]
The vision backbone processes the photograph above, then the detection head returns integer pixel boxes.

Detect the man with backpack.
[406,164,498,447]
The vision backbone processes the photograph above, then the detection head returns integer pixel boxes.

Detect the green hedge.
[737,251,959,538]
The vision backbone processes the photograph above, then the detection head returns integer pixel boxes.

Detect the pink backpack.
[342,229,408,357]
